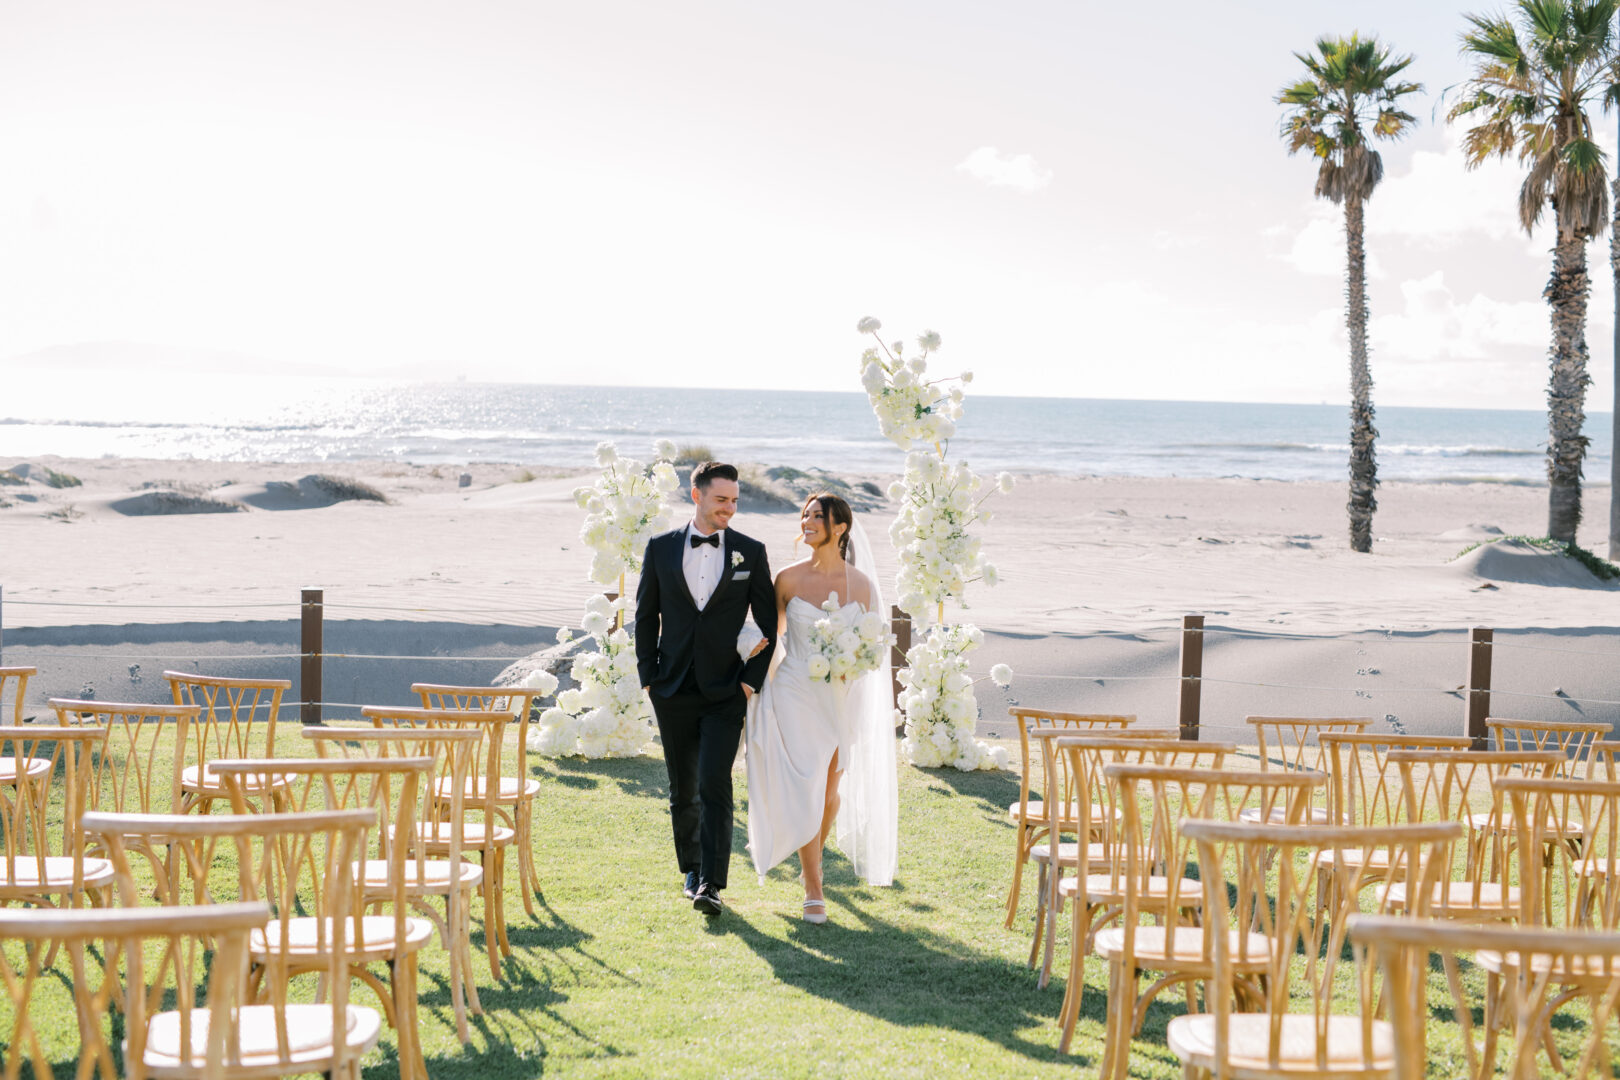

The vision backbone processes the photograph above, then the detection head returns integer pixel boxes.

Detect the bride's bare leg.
[799,752,842,903]
[819,750,842,849]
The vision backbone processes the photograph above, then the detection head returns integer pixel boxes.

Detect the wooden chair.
[1093,765,1327,1079]
[1581,738,1620,780]
[413,682,544,916]
[210,760,435,1080]
[1024,725,1179,984]
[1489,716,1609,767]
[1049,739,1235,1054]
[1315,731,1472,919]
[0,902,276,1079]
[306,723,486,1041]
[1242,715,1372,823]
[0,724,113,910]
[1004,708,1140,928]
[1385,749,1563,922]
[1354,915,1620,1080]
[0,664,35,723]
[166,671,293,814]
[1167,820,1462,1080]
[365,704,518,971]
[82,808,383,1078]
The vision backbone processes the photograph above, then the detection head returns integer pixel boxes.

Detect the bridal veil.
[839,514,899,886]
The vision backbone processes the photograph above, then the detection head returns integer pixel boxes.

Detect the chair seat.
[1380,880,1519,913]
[181,764,290,795]
[0,757,51,784]
[1031,841,1149,867]
[0,856,115,892]
[434,775,538,803]
[251,915,434,961]
[1167,1013,1394,1073]
[1009,801,1119,829]
[1476,948,1620,982]
[1575,856,1618,877]
[1095,926,1271,968]
[354,858,482,893]
[407,821,516,848]
[1468,811,1583,839]
[1316,848,1393,871]
[1238,805,1341,826]
[143,1003,382,1070]
[1061,874,1203,907]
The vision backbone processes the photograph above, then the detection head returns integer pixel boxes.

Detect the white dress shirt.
[682,521,725,611]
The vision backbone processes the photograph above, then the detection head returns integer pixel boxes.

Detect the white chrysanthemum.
[982,563,999,587]
[581,611,609,636]
[989,663,1013,688]
[594,441,618,466]
[997,471,1015,494]
[654,438,677,461]
[917,330,941,351]
[960,371,973,383]
[523,669,560,696]
[584,594,613,617]
[556,627,574,644]
[856,316,882,334]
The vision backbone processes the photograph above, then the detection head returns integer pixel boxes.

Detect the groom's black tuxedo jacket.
[634,525,777,702]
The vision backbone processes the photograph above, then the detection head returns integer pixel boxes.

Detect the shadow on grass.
[725,883,1074,1062]
[924,765,1019,819]
[550,756,668,800]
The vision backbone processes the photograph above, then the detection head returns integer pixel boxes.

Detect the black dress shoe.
[692,883,723,917]
[682,871,699,899]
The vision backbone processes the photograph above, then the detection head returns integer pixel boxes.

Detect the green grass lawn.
[1,735,1608,1078]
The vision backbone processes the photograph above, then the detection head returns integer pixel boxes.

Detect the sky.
[1,0,1617,410]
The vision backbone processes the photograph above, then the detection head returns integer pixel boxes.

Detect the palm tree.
[1450,0,1617,545]
[1278,35,1422,553]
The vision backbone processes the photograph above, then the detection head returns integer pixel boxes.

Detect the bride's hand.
[748,639,768,659]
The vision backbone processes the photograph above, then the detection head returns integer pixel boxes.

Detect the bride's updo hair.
[803,491,855,564]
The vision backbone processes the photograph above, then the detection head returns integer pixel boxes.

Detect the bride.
[745,492,898,923]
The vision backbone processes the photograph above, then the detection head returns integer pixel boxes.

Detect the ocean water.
[0,372,1611,484]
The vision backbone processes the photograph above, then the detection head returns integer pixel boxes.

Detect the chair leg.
[1058,903,1092,1055]
[1028,860,1048,970]
[1005,824,1029,929]
[1038,873,1061,989]
[517,795,539,918]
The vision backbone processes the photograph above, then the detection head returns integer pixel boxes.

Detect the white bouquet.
[534,594,651,758]
[573,440,681,586]
[804,597,895,684]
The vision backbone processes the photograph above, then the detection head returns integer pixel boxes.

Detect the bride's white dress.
[746,595,897,886]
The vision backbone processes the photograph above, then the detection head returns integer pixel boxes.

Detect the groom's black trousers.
[652,670,748,891]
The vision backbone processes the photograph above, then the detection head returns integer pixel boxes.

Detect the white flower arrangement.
[533,594,651,758]
[805,596,895,683]
[888,451,1004,626]
[895,625,1009,771]
[573,440,681,586]
[730,550,745,569]
[856,317,966,452]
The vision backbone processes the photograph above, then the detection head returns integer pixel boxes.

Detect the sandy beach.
[2,455,1617,739]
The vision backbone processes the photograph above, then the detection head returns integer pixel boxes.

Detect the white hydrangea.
[857,335,964,452]
[577,440,681,586]
[538,608,652,759]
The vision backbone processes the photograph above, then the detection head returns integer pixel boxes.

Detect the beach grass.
[0,733,1601,1078]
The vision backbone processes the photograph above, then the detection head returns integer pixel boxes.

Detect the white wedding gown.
[746,594,897,886]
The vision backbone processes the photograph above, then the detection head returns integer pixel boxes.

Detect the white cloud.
[954,147,1052,192]
[1370,270,1546,362]
[1267,204,1384,278]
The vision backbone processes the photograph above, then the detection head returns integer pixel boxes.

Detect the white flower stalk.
[538,601,652,759]
[577,439,681,586]
[896,623,1008,771]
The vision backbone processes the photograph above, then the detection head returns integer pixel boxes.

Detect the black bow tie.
[690,532,720,549]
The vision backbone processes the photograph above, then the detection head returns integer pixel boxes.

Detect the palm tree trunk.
[1546,221,1592,544]
[1609,169,1620,560]
[1344,193,1377,553]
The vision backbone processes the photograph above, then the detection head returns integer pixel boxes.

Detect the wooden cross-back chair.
[364,703,518,970]
[208,759,434,1080]
[1023,725,1179,984]
[50,697,197,903]
[165,671,293,814]
[306,722,486,1041]
[1489,716,1609,765]
[1093,765,1327,1080]
[1316,731,1473,919]
[1004,708,1140,928]
[1243,715,1372,823]
[1168,821,1462,1080]
[1582,739,1620,781]
[82,808,383,1079]
[0,901,271,1080]
[0,724,113,910]
[1354,914,1620,1080]
[1385,749,1564,923]
[0,665,35,723]
[413,681,544,917]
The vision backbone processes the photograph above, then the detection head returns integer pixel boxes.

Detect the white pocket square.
[733,571,750,580]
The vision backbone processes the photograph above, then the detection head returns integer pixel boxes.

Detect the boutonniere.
[730,551,745,569]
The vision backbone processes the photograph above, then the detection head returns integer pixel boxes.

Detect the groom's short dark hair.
[692,461,738,490]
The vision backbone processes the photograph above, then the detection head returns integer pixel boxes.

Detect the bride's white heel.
[802,899,828,925]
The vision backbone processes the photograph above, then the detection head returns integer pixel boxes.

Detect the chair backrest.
[1028,726,1177,827]
[0,901,270,1080]
[0,724,105,899]
[1496,775,1620,929]
[361,705,514,854]
[166,670,292,769]
[1102,764,1326,944]
[50,697,195,816]
[1047,736,1233,853]
[1248,717,1373,819]
[1352,914,1620,1080]
[1013,716,1150,824]
[1488,716,1609,770]
[1321,732,1473,830]
[82,807,375,1077]
[1582,739,1620,781]
[1185,821,1462,1075]
[0,665,35,724]
[412,682,540,785]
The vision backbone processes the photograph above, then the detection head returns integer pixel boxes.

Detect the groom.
[636,461,776,917]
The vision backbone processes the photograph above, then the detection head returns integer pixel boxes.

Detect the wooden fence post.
[890,605,911,713]
[301,588,324,726]
[1467,627,1493,750]
[1178,614,1204,741]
